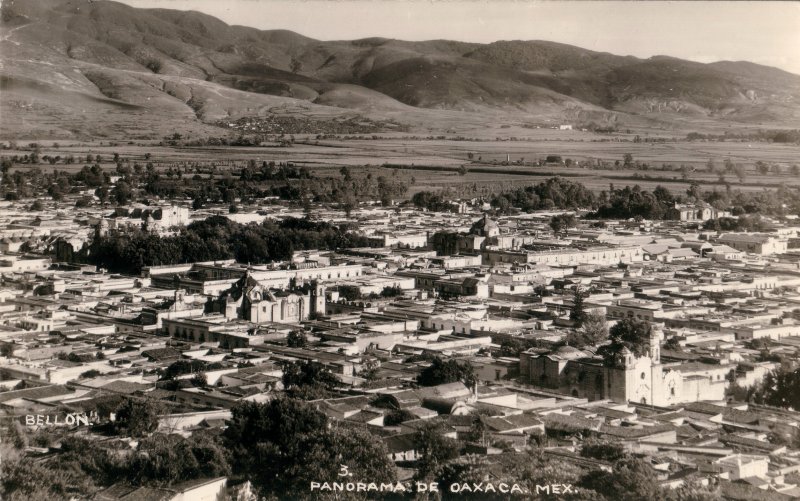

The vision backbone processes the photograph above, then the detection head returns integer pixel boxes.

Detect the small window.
[640,372,646,380]
[670,387,675,396]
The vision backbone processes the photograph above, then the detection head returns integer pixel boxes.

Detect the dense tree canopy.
[579,456,661,501]
[281,360,341,400]
[128,432,230,486]
[414,422,460,480]
[491,177,595,213]
[113,397,161,438]
[81,216,378,275]
[550,214,578,234]
[565,311,609,348]
[223,397,394,499]
[417,357,476,387]
[702,214,772,232]
[748,367,800,410]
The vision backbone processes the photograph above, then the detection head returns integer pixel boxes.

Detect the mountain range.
[1,0,799,138]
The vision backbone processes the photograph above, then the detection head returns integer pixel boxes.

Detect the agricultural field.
[3,130,798,199]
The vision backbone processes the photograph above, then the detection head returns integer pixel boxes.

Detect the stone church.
[208,271,325,324]
[519,324,731,406]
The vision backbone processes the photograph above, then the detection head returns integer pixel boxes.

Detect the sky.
[117,0,800,75]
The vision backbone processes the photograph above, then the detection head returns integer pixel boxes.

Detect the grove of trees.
[76,216,378,275]
[417,357,476,387]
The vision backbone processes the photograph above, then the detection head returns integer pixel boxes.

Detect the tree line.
[67,216,379,275]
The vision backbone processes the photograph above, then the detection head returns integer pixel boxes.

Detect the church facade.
[519,326,730,406]
[207,272,325,324]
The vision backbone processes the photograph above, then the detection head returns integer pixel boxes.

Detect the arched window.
[640,372,646,380]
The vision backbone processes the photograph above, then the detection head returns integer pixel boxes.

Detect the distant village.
[2,192,800,500]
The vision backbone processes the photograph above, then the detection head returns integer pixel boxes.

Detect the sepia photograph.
[1,0,800,499]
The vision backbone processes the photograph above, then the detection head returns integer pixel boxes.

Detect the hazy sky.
[117,0,800,75]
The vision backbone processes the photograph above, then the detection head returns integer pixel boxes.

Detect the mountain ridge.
[1,0,798,138]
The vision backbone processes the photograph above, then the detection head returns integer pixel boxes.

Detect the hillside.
[1,0,799,138]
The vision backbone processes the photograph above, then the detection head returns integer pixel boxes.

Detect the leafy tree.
[592,184,670,220]
[0,343,14,357]
[281,360,340,399]
[598,317,653,367]
[569,287,586,326]
[380,285,403,297]
[293,425,395,492]
[579,456,661,501]
[499,337,527,357]
[663,482,722,501]
[75,196,92,208]
[0,156,11,174]
[340,192,356,217]
[580,441,625,461]
[129,432,230,486]
[161,359,207,380]
[112,181,133,205]
[623,153,634,167]
[749,367,800,410]
[358,358,379,382]
[190,371,208,388]
[417,357,476,387]
[491,177,595,213]
[663,336,683,351]
[113,397,161,438]
[652,185,673,204]
[550,213,577,234]
[466,415,487,445]
[1,456,97,500]
[338,284,361,301]
[565,311,608,348]
[414,422,459,480]
[436,456,515,501]
[57,436,128,486]
[702,214,771,232]
[6,420,28,449]
[287,329,308,348]
[412,190,452,212]
[82,217,377,275]
[224,398,393,498]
